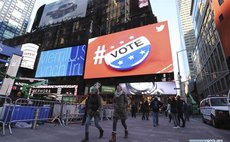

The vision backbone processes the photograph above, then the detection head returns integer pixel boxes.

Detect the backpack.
[153,101,159,110]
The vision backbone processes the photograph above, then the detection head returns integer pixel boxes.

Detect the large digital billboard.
[120,81,176,95]
[35,45,86,78]
[130,0,149,17]
[84,21,173,79]
[39,0,88,27]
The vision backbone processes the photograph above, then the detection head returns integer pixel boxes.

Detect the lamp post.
[176,49,192,96]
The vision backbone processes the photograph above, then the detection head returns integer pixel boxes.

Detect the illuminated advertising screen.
[35,45,86,77]
[101,86,116,94]
[120,81,176,95]
[0,43,22,57]
[84,21,173,79]
[130,0,149,17]
[39,0,88,27]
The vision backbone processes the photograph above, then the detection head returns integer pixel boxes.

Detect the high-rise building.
[191,0,230,98]
[177,0,196,77]
[0,0,36,42]
[209,0,230,71]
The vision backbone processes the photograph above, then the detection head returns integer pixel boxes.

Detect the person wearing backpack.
[81,86,104,142]
[150,96,163,127]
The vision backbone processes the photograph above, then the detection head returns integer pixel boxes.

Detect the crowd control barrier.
[0,96,84,136]
[53,96,84,126]
[0,96,12,135]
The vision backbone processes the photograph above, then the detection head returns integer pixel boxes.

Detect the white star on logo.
[118,60,123,65]
[129,55,134,60]
[129,36,134,39]
[140,50,146,55]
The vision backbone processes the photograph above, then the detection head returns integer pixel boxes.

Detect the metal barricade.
[58,100,84,126]
[6,98,55,134]
[0,95,12,135]
[1,96,84,135]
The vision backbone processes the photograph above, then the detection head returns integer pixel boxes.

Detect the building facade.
[3,0,160,95]
[191,0,230,98]
[0,0,36,42]
[177,0,196,77]
[209,0,230,71]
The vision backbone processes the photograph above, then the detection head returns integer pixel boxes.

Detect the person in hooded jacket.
[109,84,128,142]
[81,87,104,142]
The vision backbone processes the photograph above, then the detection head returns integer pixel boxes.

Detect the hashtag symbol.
[93,45,106,64]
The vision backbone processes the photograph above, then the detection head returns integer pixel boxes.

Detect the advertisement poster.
[84,21,173,79]
[20,43,39,69]
[35,45,86,77]
[39,0,88,27]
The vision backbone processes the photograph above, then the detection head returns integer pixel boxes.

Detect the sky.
[29,0,190,81]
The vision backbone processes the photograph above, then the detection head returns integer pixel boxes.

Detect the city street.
[1,114,230,142]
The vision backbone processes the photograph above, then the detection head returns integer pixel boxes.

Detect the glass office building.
[0,0,36,41]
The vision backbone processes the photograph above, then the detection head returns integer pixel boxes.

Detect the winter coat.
[86,93,102,116]
[150,98,163,112]
[170,99,177,113]
[113,92,128,120]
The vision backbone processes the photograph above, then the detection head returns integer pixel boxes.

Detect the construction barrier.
[0,95,12,135]
[0,96,84,136]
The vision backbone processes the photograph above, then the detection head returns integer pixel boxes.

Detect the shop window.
[218,0,224,6]
[219,14,224,22]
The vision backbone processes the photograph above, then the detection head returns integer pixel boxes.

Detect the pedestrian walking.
[176,95,186,127]
[142,100,150,120]
[184,103,191,121]
[170,96,180,128]
[131,102,137,118]
[81,86,104,142]
[140,101,145,120]
[166,97,172,123]
[109,84,128,142]
[81,96,89,125]
[150,96,163,127]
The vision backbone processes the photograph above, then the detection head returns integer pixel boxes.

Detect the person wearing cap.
[81,86,104,142]
[109,84,128,142]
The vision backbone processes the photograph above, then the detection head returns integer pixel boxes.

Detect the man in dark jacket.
[176,95,186,127]
[81,87,104,142]
[150,96,163,127]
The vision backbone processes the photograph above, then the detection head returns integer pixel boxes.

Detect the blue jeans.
[85,114,102,133]
[152,112,159,126]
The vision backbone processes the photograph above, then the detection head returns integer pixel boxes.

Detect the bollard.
[32,108,40,129]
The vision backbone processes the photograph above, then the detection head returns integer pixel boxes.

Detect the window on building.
[219,14,224,22]
[218,0,224,6]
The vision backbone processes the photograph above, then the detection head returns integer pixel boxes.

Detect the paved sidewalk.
[1,115,230,142]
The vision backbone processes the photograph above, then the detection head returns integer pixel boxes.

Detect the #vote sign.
[84,21,173,79]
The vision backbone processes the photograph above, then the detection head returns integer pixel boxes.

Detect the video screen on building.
[39,0,88,27]
[84,21,173,79]
[130,0,149,17]
[120,81,176,95]
[35,45,86,78]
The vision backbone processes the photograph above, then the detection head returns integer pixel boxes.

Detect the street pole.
[176,48,192,97]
